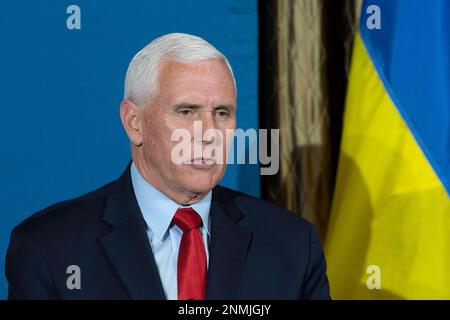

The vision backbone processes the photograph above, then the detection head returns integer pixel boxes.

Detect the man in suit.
[5,33,330,300]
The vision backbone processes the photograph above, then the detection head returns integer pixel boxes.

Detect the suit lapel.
[206,187,253,299]
[98,165,253,300]
[99,165,166,300]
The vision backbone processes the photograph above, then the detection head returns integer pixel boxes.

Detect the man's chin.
[182,175,220,194]
[186,182,216,195]
[175,165,226,193]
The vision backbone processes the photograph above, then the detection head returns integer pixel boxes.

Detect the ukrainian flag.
[325,0,450,299]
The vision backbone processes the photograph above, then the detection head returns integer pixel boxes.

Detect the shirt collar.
[130,162,211,242]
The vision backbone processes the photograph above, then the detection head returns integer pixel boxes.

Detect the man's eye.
[179,109,194,116]
[216,110,230,118]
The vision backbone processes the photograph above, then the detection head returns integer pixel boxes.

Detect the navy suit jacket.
[5,165,330,299]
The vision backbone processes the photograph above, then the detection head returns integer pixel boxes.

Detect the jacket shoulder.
[13,179,117,234]
[215,185,313,236]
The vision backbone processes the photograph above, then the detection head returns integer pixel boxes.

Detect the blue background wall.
[0,0,258,299]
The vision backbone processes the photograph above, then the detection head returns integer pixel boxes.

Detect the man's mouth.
[183,157,216,168]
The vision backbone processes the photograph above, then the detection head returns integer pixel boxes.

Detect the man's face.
[138,59,236,201]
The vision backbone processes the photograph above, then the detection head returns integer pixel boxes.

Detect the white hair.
[124,32,236,107]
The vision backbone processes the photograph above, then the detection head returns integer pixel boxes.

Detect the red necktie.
[172,208,207,300]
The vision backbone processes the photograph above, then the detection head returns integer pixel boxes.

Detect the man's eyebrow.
[214,104,235,111]
[171,103,203,110]
[171,103,236,110]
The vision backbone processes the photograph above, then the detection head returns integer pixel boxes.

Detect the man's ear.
[120,100,143,146]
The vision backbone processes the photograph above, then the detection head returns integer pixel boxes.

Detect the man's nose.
[199,113,216,144]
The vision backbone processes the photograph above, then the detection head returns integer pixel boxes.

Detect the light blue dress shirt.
[130,162,211,300]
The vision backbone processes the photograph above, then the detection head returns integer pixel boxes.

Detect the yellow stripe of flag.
[325,33,450,300]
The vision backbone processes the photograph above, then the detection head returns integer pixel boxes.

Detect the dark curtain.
[258,0,361,238]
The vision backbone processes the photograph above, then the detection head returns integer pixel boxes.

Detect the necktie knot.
[172,208,203,232]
